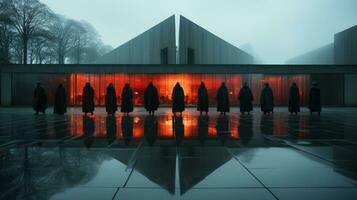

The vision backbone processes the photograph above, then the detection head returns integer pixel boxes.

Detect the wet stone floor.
[1,107,357,200]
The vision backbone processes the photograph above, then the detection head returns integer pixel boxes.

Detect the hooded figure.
[121,83,133,115]
[289,82,300,115]
[82,82,95,115]
[260,83,274,115]
[172,82,185,115]
[238,82,253,115]
[309,82,321,115]
[33,82,47,115]
[53,84,67,115]
[105,83,118,115]
[197,82,209,115]
[216,82,230,115]
[144,82,159,115]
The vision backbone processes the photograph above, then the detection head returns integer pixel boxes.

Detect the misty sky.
[41,0,357,64]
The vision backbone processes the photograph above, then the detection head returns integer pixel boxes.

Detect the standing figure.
[260,83,274,115]
[309,82,321,115]
[53,84,67,115]
[172,82,185,115]
[105,83,118,115]
[144,82,159,115]
[216,82,230,115]
[82,82,95,115]
[33,82,47,115]
[288,82,300,115]
[121,83,133,115]
[197,82,209,115]
[238,82,253,115]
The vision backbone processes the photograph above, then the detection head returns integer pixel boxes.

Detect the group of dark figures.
[33,81,322,116]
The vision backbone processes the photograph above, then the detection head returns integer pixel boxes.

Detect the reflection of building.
[96,15,254,65]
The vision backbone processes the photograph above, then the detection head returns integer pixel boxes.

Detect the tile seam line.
[225,147,280,200]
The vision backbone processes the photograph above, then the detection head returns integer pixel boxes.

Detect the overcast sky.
[41,0,357,64]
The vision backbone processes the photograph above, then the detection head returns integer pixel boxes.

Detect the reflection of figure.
[83,115,95,148]
[197,82,209,115]
[54,84,67,115]
[106,115,117,145]
[238,82,253,115]
[144,115,158,146]
[121,115,133,146]
[216,82,230,115]
[54,117,70,139]
[289,82,300,115]
[288,115,299,140]
[82,82,95,115]
[238,115,253,146]
[144,82,159,115]
[172,82,185,115]
[309,82,321,115]
[33,82,47,115]
[198,115,209,146]
[105,83,118,115]
[173,115,184,145]
[216,115,230,145]
[260,114,274,135]
[121,83,133,115]
[260,83,274,115]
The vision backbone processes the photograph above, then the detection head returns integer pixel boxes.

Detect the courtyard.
[0,107,357,199]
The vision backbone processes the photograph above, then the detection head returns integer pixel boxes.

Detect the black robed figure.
[144,82,159,115]
[309,82,321,115]
[288,82,300,115]
[53,84,67,115]
[216,82,230,115]
[197,82,209,115]
[260,83,274,115]
[121,83,133,115]
[33,82,47,115]
[238,82,253,115]
[172,82,185,115]
[105,83,118,115]
[82,82,95,115]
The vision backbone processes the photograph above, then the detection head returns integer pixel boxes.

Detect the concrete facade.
[286,44,334,64]
[1,73,12,106]
[178,16,254,64]
[335,25,357,64]
[95,15,176,64]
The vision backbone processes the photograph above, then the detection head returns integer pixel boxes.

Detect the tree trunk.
[23,36,28,64]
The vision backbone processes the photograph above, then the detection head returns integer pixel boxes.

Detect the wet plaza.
[1,107,357,200]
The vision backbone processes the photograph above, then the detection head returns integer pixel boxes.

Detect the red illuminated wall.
[69,73,310,106]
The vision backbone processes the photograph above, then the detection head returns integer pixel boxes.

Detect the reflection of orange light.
[134,92,139,95]
[229,92,233,95]
[134,117,140,124]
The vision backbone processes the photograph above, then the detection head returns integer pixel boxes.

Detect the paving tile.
[271,188,357,200]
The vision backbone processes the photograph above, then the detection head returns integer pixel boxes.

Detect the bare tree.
[0,0,14,64]
[9,0,53,64]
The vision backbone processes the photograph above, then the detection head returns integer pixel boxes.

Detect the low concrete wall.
[1,73,12,106]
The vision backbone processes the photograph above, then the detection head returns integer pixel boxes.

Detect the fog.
[41,0,357,64]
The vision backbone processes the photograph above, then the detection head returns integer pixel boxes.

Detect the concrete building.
[97,15,254,65]
[95,15,176,64]
[286,25,357,65]
[285,44,334,64]
[178,16,254,64]
[335,25,357,65]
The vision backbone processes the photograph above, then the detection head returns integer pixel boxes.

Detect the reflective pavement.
[1,107,357,200]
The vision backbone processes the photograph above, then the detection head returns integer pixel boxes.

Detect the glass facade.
[11,73,310,106]
[69,73,310,106]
